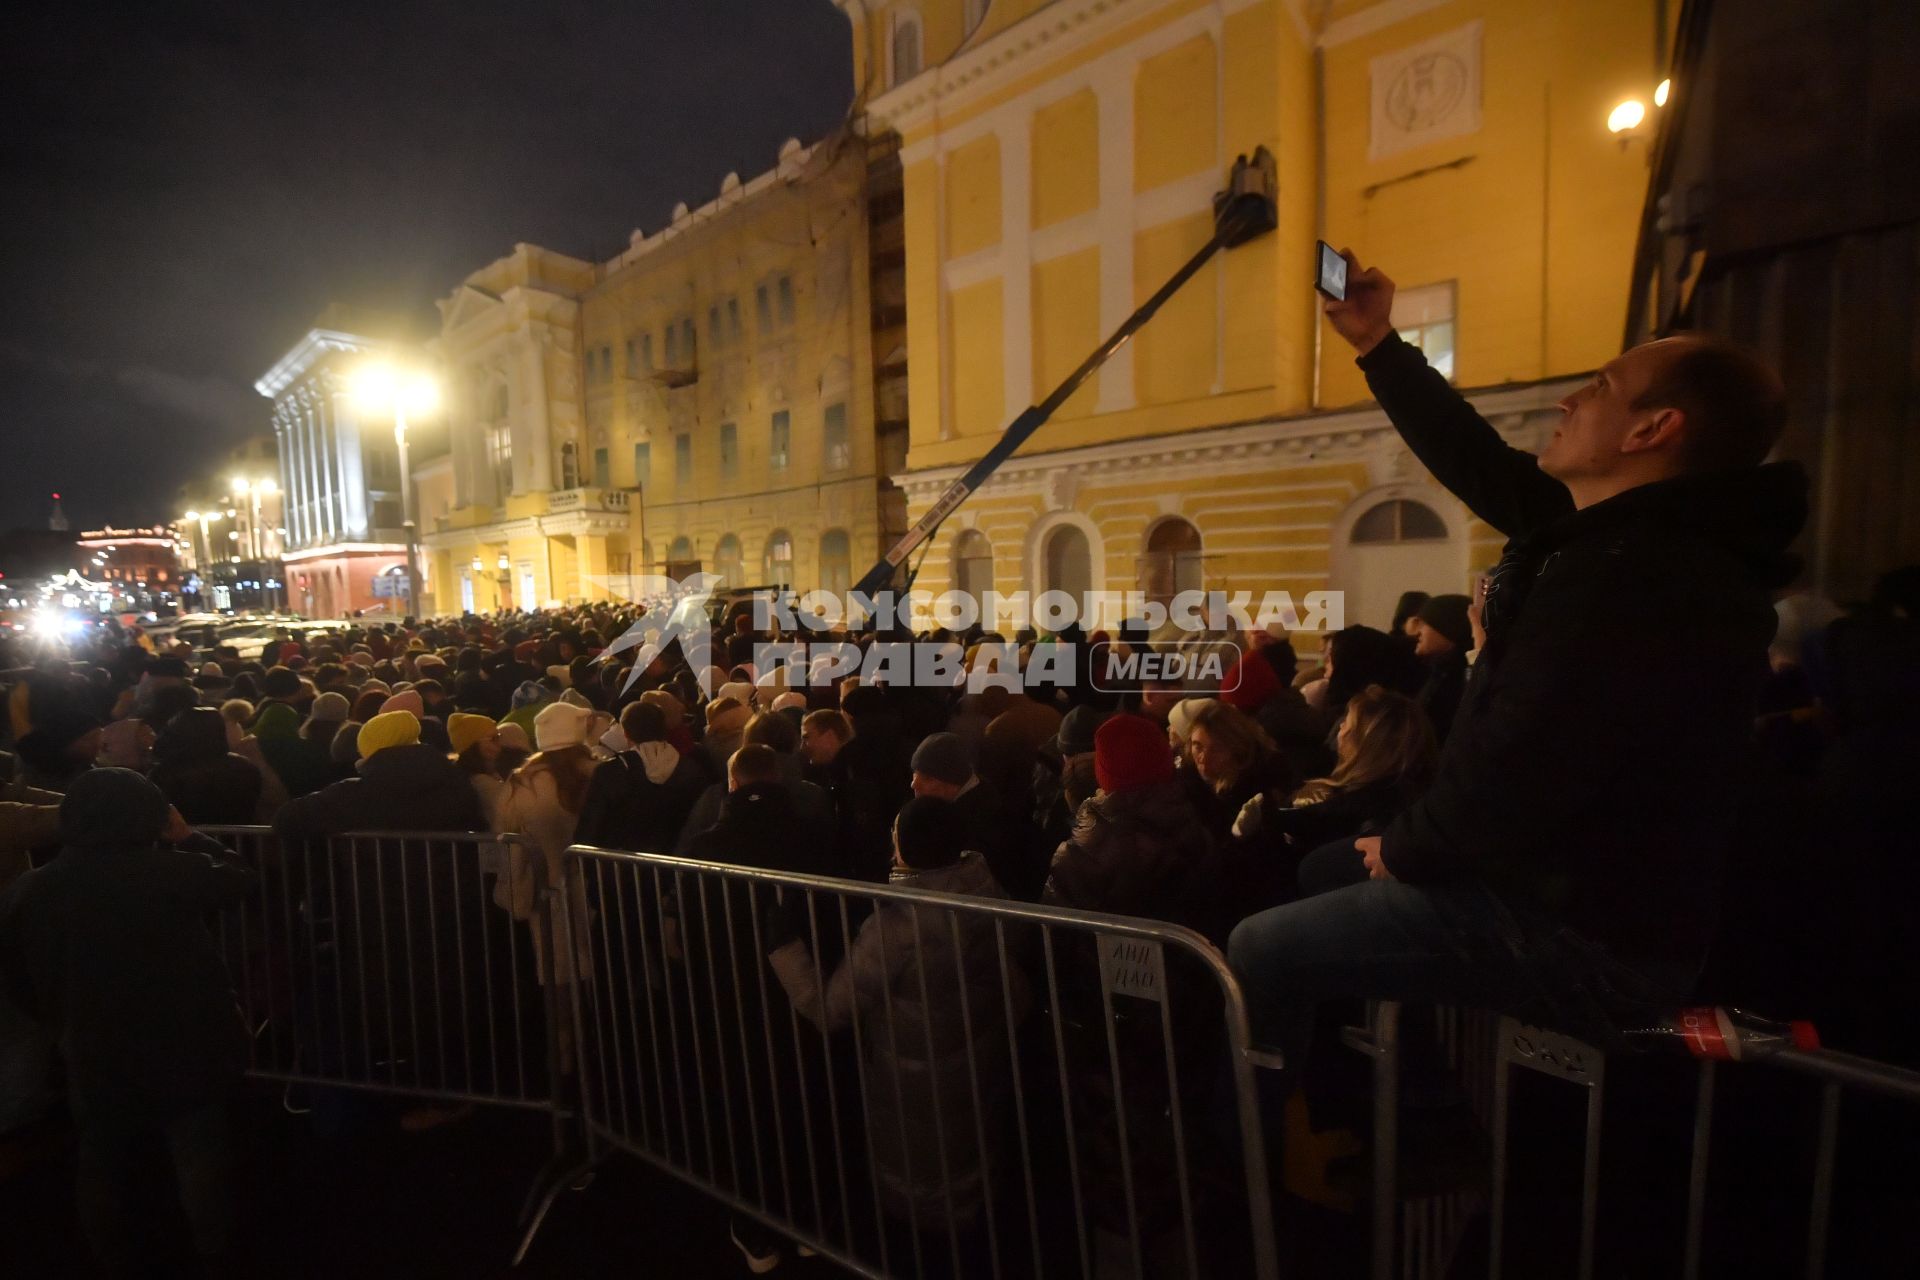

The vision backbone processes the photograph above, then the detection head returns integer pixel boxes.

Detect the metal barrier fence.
[546,844,1281,1280]
[1362,1002,1920,1280]
[202,825,574,1263]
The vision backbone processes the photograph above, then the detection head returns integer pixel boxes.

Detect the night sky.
[0,0,854,532]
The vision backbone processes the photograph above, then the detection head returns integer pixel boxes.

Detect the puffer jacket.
[770,853,1029,1229]
[1043,778,1225,943]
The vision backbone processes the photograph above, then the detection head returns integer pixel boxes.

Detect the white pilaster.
[1000,113,1034,415]
[1094,63,1136,412]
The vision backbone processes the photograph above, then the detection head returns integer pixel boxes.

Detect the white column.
[1000,113,1034,415]
[1094,63,1137,413]
[330,390,369,537]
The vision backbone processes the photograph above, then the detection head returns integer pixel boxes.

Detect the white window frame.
[1393,281,1457,383]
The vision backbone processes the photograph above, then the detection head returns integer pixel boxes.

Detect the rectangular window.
[824,402,850,471]
[682,318,697,364]
[633,441,651,490]
[726,297,742,341]
[599,346,612,380]
[776,276,795,325]
[1393,282,1457,383]
[708,304,722,347]
[719,423,737,478]
[665,323,679,367]
[640,333,653,371]
[756,285,772,333]
[624,338,636,375]
[675,434,692,486]
[593,447,610,488]
[769,410,790,471]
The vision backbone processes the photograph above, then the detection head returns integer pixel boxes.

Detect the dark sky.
[0,0,854,531]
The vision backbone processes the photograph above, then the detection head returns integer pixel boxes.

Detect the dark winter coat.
[1044,778,1225,943]
[1361,331,1805,973]
[273,742,487,842]
[770,853,1026,1228]
[1417,648,1470,746]
[0,772,253,1120]
[149,708,262,825]
[575,742,708,854]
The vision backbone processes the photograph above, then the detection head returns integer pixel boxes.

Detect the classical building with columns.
[425,133,886,611]
[838,0,1662,628]
[255,310,436,618]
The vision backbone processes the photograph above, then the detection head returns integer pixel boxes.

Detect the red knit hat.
[1094,713,1176,794]
[1219,653,1278,712]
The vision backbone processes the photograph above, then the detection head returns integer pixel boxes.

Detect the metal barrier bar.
[1367,1002,1920,1280]
[557,843,1281,1280]
[200,825,579,1268]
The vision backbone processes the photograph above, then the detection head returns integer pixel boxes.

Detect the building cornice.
[255,329,390,400]
[867,0,1271,137]
[891,375,1578,498]
[281,542,408,564]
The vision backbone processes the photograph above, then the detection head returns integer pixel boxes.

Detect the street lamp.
[354,362,439,619]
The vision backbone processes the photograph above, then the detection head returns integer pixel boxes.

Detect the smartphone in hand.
[1315,241,1348,301]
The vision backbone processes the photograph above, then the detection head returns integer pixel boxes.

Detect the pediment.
[442,284,504,332]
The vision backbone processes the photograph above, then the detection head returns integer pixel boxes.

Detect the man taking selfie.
[1230,252,1808,1078]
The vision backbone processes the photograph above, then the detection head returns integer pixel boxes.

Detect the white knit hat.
[533,701,593,751]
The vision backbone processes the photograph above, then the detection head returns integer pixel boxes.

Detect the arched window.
[763,529,795,589]
[713,533,744,588]
[667,535,697,578]
[819,529,852,595]
[891,10,922,86]
[951,528,994,613]
[1042,524,1091,601]
[1141,517,1204,605]
[1349,499,1449,544]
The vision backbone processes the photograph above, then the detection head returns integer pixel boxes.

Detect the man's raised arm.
[1324,252,1574,538]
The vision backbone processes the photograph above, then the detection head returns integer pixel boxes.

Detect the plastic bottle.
[1624,1007,1820,1061]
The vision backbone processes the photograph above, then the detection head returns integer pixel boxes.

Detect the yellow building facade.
[838,0,1662,629]
[424,137,881,612]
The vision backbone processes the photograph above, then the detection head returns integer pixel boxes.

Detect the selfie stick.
[850,146,1280,600]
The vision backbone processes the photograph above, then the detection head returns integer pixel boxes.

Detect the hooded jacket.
[575,741,708,855]
[1360,332,1806,972]
[0,769,253,1118]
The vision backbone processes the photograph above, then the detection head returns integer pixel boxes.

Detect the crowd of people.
[5,253,1916,1275]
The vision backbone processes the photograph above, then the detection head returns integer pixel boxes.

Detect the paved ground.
[2,1083,1387,1278]
[0,1086,867,1279]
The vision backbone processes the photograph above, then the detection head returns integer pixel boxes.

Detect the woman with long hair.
[1185,700,1295,845]
[1234,685,1438,904]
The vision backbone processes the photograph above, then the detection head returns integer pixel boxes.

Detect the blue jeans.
[1228,878,1592,1090]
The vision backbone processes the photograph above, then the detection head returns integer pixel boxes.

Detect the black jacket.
[575,744,708,854]
[273,742,486,842]
[1362,333,1805,971]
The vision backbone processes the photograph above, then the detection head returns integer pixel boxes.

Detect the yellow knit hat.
[357,710,422,760]
[447,713,497,758]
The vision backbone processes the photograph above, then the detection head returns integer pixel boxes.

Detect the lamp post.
[353,363,439,620]
[181,509,225,574]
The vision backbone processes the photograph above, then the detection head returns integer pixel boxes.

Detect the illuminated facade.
[75,528,179,597]
[837,0,1663,628]
[255,311,434,618]
[426,136,885,610]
